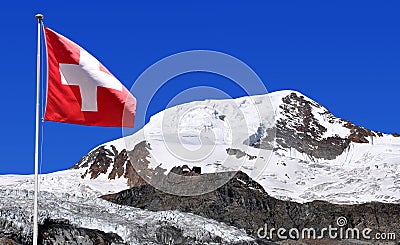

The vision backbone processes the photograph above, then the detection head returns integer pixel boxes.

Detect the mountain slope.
[72,90,400,204]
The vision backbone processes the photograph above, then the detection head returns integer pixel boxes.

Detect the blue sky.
[1,1,399,174]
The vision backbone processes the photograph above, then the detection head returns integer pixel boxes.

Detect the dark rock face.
[71,141,152,188]
[39,219,126,245]
[275,93,351,160]
[80,145,116,179]
[170,165,202,175]
[125,141,153,187]
[102,171,268,233]
[108,149,128,180]
[226,148,257,160]
[343,120,377,144]
[102,171,400,244]
[0,219,125,245]
[250,92,382,160]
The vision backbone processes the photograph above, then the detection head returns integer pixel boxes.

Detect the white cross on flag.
[44,27,136,127]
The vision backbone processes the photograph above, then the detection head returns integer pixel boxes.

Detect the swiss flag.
[43,27,136,127]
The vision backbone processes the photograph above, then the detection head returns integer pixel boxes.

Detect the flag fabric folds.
[43,27,136,127]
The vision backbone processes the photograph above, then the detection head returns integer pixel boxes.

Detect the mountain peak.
[71,90,400,204]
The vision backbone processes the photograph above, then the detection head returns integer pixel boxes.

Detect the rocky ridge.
[272,92,381,160]
[103,171,400,244]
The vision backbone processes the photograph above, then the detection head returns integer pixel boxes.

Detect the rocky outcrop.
[343,120,377,144]
[226,148,257,160]
[102,171,400,244]
[0,218,125,245]
[250,92,383,160]
[275,93,349,160]
[71,145,117,178]
[71,141,152,188]
[39,219,126,245]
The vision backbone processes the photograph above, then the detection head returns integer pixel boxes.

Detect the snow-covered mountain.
[73,90,400,204]
[1,90,400,244]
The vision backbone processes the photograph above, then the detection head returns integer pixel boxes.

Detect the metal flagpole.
[34,13,44,245]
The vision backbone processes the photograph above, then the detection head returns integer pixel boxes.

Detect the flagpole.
[34,13,43,245]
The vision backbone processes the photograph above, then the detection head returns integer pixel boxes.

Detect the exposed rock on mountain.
[273,92,379,160]
[39,219,126,245]
[103,171,400,244]
[72,141,151,188]
[226,148,257,160]
[0,218,125,245]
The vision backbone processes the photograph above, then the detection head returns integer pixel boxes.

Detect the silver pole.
[34,13,43,245]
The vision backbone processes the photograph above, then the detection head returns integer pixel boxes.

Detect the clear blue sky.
[1,1,399,174]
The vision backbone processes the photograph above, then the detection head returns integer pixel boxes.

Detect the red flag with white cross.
[43,27,136,127]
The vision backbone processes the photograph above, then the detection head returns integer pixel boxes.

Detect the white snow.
[0,170,254,244]
[1,89,400,243]
[108,90,400,204]
[1,89,400,244]
[254,138,400,204]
